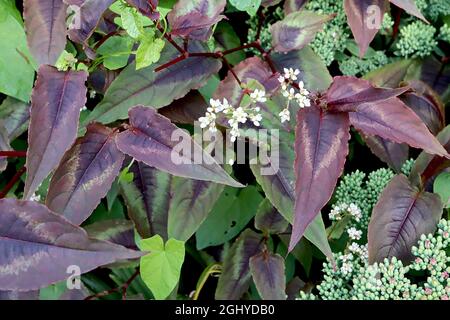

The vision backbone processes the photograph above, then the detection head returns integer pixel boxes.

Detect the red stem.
[0,166,26,198]
[0,151,27,157]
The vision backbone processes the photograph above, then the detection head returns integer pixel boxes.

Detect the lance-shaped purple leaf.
[290,106,351,251]
[215,229,264,300]
[368,174,442,263]
[250,251,286,300]
[167,0,226,41]
[283,0,308,15]
[23,0,68,65]
[68,0,115,44]
[116,106,242,187]
[83,42,221,125]
[344,0,388,58]
[389,0,427,22]
[0,97,30,141]
[270,10,334,53]
[0,199,144,291]
[24,65,87,199]
[361,133,409,172]
[348,97,449,158]
[327,76,409,112]
[85,219,137,249]
[120,161,172,240]
[46,124,124,225]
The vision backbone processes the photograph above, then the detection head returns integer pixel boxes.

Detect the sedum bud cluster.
[395,21,437,58]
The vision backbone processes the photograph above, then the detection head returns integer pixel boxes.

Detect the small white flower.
[347,227,362,240]
[208,98,223,113]
[232,107,248,124]
[284,68,300,81]
[348,203,362,221]
[279,108,290,123]
[30,193,41,202]
[250,89,267,103]
[348,242,361,254]
[298,81,310,96]
[250,113,262,126]
[297,95,311,108]
[228,158,235,166]
[221,98,232,113]
[278,75,285,84]
[198,112,216,132]
[341,262,353,275]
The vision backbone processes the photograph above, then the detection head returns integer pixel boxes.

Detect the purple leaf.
[262,0,283,8]
[46,124,125,225]
[83,41,221,125]
[270,10,334,53]
[85,219,137,249]
[215,229,264,300]
[400,80,445,135]
[254,199,289,235]
[0,290,39,300]
[0,97,30,141]
[120,161,171,240]
[362,133,409,172]
[348,98,449,158]
[126,0,159,19]
[167,0,226,41]
[290,105,350,251]
[68,0,115,44]
[368,175,442,263]
[327,76,409,112]
[250,251,286,300]
[23,0,68,65]
[344,0,388,57]
[158,91,208,124]
[24,65,87,199]
[116,106,242,187]
[284,0,308,15]
[0,199,143,291]
[389,0,427,22]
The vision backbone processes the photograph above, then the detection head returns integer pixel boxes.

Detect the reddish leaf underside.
[24,65,87,199]
[249,252,286,300]
[368,175,442,263]
[290,105,351,251]
[344,0,388,58]
[46,123,125,225]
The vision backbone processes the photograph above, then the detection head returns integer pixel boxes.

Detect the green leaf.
[121,6,145,39]
[140,235,185,300]
[434,172,450,208]
[97,36,134,70]
[196,186,263,249]
[0,0,36,101]
[136,37,165,70]
[214,22,245,66]
[229,0,261,16]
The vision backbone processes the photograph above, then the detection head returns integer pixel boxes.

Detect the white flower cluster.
[329,203,362,222]
[198,90,266,143]
[278,68,311,123]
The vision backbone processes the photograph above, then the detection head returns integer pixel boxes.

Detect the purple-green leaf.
[85,219,137,249]
[0,199,143,291]
[254,199,289,235]
[349,98,449,158]
[23,0,68,65]
[126,0,159,19]
[83,42,221,125]
[24,65,87,199]
[158,91,208,124]
[116,106,242,187]
[344,0,388,57]
[215,229,264,300]
[250,251,286,300]
[0,97,30,141]
[389,0,427,22]
[327,76,409,112]
[68,0,115,44]
[283,0,308,15]
[167,0,226,40]
[46,124,125,225]
[291,105,350,251]
[368,174,442,263]
[270,10,334,53]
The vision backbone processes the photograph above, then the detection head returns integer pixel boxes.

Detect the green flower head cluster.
[415,0,450,22]
[334,168,394,229]
[299,219,450,300]
[395,21,437,58]
[339,51,389,77]
[306,0,349,66]
[439,24,450,43]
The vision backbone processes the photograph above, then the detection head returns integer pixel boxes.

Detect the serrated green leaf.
[97,36,134,70]
[229,0,261,16]
[140,235,185,300]
[136,37,165,70]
